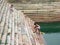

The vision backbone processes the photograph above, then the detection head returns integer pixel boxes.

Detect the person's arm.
[37,25,40,29]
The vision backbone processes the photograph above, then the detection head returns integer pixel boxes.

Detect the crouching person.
[34,22,41,35]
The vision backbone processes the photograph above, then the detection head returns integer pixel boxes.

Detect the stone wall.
[8,0,60,3]
[25,15,60,22]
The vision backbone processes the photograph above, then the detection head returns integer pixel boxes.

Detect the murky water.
[43,33,60,45]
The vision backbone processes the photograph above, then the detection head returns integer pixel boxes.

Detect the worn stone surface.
[0,0,45,45]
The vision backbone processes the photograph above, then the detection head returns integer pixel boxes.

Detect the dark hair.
[34,22,37,25]
[11,5,13,7]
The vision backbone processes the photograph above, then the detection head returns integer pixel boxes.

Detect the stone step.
[0,0,3,4]
[0,6,7,40]
[0,1,7,23]
[0,3,9,45]
[0,0,6,12]
[0,1,44,45]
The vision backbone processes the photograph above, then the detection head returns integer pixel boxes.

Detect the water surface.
[43,33,60,45]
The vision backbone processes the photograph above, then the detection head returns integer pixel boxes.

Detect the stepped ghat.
[0,0,45,45]
[12,2,60,22]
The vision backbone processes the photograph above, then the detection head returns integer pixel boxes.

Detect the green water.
[38,21,60,33]
[43,33,60,45]
[38,22,60,45]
